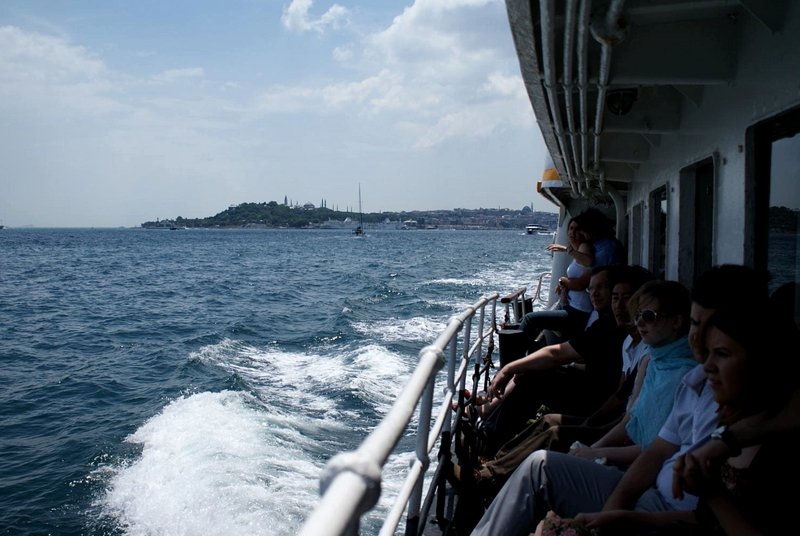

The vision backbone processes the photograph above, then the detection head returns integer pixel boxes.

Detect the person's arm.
[569,415,639,466]
[582,381,626,427]
[672,451,766,535]
[673,386,800,496]
[571,241,595,268]
[586,355,650,427]
[488,342,580,398]
[603,437,678,510]
[592,414,631,448]
[547,242,594,268]
[576,509,695,531]
[728,386,800,445]
[625,355,649,410]
[703,490,764,536]
[571,443,642,467]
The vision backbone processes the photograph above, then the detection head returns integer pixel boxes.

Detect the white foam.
[423,277,484,286]
[351,316,446,343]
[99,391,319,535]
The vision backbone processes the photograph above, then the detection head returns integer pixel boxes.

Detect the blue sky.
[0,0,553,227]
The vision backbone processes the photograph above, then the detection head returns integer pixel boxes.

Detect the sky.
[0,0,554,228]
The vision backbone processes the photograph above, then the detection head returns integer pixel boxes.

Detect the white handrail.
[300,293,499,536]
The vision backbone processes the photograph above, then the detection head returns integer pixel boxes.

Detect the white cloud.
[332,45,353,63]
[0,25,105,80]
[281,0,349,34]
[150,67,206,85]
[0,25,125,116]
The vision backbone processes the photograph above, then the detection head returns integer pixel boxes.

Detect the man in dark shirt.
[481,265,628,453]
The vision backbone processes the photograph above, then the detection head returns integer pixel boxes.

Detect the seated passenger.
[468,280,696,534]
[569,279,698,468]
[477,265,627,455]
[669,279,800,534]
[469,266,770,536]
[471,267,656,493]
[578,305,798,534]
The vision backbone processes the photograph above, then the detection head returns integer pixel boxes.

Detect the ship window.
[748,105,800,298]
[768,133,799,293]
[649,186,668,279]
[747,104,799,329]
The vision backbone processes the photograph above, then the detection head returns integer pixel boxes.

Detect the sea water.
[0,228,554,535]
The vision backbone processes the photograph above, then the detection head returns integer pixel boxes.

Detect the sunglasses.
[634,309,660,323]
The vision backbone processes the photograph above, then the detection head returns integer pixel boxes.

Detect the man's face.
[588,270,611,311]
[689,302,716,361]
[612,283,635,328]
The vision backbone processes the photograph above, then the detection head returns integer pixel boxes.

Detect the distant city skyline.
[0,1,555,228]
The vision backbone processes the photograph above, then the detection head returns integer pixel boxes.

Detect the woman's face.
[611,283,635,328]
[703,326,748,406]
[633,295,680,346]
[567,221,584,244]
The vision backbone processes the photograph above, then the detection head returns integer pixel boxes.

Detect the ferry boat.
[301,1,799,534]
[525,223,547,234]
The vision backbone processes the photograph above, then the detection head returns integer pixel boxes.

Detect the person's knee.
[525,449,549,481]
[520,312,535,331]
[543,413,563,427]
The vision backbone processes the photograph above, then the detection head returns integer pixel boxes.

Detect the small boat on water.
[301,1,799,534]
[525,223,547,234]
[353,184,365,237]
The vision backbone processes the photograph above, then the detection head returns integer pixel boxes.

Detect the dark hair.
[703,308,791,412]
[574,208,615,239]
[628,279,691,335]
[691,264,769,311]
[769,282,799,330]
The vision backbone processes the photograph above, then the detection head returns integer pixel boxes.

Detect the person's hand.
[546,243,567,253]
[488,366,512,399]
[576,509,631,529]
[569,445,600,461]
[672,439,728,499]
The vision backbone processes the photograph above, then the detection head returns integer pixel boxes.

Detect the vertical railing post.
[458,318,471,394]
[404,372,437,536]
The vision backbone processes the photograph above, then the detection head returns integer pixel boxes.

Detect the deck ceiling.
[505,0,789,207]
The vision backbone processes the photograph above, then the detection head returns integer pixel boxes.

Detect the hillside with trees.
[140,201,557,231]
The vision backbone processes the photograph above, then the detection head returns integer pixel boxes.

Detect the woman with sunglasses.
[568,279,697,469]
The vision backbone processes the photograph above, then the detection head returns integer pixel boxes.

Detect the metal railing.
[499,272,552,326]
[299,293,500,536]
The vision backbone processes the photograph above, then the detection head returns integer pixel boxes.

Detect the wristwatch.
[710,425,742,457]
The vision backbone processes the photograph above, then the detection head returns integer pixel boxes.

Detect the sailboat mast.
[358,183,363,227]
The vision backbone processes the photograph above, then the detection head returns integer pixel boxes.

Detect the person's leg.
[519,309,570,350]
[479,421,614,491]
[471,450,625,536]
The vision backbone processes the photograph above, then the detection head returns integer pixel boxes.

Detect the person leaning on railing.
[518,215,595,350]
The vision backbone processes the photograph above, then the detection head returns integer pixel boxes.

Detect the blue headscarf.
[626,336,696,448]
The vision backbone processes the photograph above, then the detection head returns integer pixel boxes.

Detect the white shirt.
[653,364,718,511]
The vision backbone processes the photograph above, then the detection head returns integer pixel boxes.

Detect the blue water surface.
[0,228,553,535]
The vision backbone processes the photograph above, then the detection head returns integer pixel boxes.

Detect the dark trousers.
[519,305,590,350]
[479,368,609,457]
